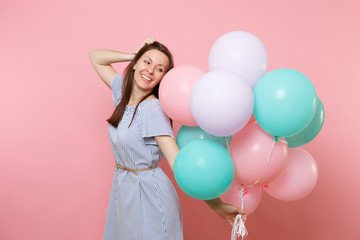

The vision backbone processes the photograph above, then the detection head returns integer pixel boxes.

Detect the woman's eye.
[157,68,164,72]
[144,60,150,64]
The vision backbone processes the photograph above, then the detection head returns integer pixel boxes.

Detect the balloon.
[254,69,317,138]
[176,125,231,149]
[190,70,254,137]
[229,123,288,186]
[286,98,325,147]
[174,140,235,200]
[221,184,262,215]
[246,114,256,126]
[209,31,268,89]
[159,65,206,126]
[263,148,318,201]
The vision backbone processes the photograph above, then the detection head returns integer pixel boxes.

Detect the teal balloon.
[177,125,231,149]
[254,69,317,138]
[174,140,234,200]
[286,98,325,147]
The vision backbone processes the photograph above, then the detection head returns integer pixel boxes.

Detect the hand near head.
[136,37,155,54]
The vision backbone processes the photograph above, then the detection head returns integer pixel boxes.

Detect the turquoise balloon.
[174,140,234,200]
[254,69,317,138]
[177,125,231,149]
[286,98,325,147]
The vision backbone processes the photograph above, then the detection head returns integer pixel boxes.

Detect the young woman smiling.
[90,38,243,240]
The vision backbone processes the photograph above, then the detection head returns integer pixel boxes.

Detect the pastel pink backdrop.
[1,0,359,239]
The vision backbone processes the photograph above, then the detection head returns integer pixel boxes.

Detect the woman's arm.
[89,50,135,88]
[155,135,245,225]
[154,135,179,171]
[204,198,245,226]
[89,38,154,88]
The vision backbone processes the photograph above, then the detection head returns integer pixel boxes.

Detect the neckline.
[126,98,158,109]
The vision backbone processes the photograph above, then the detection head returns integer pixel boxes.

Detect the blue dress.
[103,74,183,240]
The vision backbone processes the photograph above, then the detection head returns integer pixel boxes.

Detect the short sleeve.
[111,74,123,107]
[139,100,175,145]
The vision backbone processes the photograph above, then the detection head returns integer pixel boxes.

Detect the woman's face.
[133,49,169,94]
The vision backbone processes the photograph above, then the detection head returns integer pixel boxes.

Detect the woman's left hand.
[205,198,245,226]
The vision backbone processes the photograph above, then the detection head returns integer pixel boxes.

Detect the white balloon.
[190,70,254,137]
[209,31,268,89]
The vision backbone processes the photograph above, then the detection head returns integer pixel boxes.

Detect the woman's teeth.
[141,75,151,81]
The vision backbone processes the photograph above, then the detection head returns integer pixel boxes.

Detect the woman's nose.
[147,66,154,74]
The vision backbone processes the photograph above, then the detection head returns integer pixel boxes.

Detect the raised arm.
[89,38,155,88]
[155,135,245,226]
[89,50,135,88]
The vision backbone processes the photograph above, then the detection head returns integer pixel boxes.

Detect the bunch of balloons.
[159,31,324,215]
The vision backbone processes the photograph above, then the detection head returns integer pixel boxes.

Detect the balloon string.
[230,138,287,239]
[225,136,231,151]
[240,186,245,211]
[231,186,247,240]
[231,213,247,239]
[229,136,287,240]
[247,137,287,188]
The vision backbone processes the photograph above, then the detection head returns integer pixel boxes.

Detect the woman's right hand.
[89,49,136,88]
[135,37,155,54]
[89,38,155,89]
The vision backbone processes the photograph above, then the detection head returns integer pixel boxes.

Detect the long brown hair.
[107,41,174,128]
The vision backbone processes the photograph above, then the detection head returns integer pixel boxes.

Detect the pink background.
[1,0,359,239]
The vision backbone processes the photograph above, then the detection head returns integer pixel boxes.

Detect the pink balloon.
[159,65,206,126]
[246,114,256,126]
[190,70,254,137]
[229,123,288,186]
[221,183,262,215]
[263,148,318,201]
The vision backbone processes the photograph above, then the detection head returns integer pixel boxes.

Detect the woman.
[90,38,244,240]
